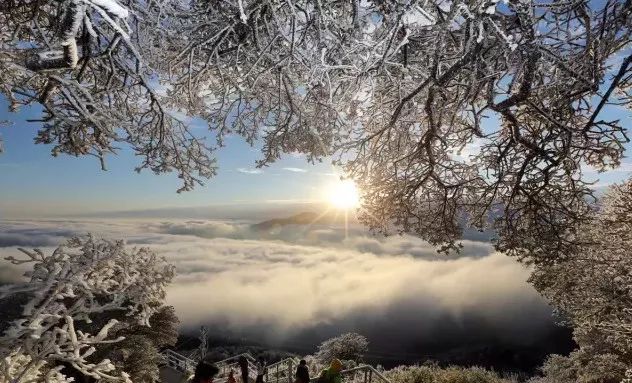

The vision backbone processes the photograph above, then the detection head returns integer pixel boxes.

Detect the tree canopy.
[315,332,369,364]
[0,235,175,383]
[1,0,631,259]
[529,179,632,383]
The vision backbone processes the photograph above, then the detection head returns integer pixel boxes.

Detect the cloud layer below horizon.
[0,217,561,361]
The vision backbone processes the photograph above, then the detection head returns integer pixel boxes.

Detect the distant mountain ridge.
[251,212,320,231]
[251,210,358,231]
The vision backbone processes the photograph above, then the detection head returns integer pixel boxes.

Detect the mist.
[0,214,573,371]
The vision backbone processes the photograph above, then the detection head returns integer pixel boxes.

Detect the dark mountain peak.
[251,212,320,231]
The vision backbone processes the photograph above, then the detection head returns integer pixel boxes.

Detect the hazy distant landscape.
[0,210,573,373]
[1,1,631,382]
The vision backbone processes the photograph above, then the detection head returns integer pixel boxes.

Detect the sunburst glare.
[327,179,360,209]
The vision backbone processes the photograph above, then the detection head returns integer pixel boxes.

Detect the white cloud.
[584,162,632,174]
[237,168,264,174]
[0,219,549,347]
[166,110,208,130]
[592,181,616,189]
[450,138,483,163]
[161,237,539,333]
[282,167,308,173]
[3,215,577,378]
[149,219,493,259]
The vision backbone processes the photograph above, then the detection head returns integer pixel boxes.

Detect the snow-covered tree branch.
[159,0,632,259]
[529,178,632,382]
[0,235,175,383]
[0,0,216,192]
[315,333,369,365]
[1,1,632,259]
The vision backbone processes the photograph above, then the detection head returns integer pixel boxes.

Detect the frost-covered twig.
[530,178,632,382]
[162,0,632,259]
[1,0,216,192]
[2,1,632,260]
[0,235,175,383]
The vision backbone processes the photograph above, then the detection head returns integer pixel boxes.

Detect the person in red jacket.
[228,369,238,383]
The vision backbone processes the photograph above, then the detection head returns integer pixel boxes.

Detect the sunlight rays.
[327,179,360,209]
[321,178,362,238]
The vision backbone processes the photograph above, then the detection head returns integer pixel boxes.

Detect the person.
[295,359,310,383]
[191,360,220,383]
[228,369,238,383]
[317,359,343,383]
[255,356,267,383]
[238,355,249,383]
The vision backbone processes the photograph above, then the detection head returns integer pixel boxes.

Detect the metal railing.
[215,353,257,376]
[215,356,259,383]
[217,353,257,365]
[161,350,390,383]
[264,357,301,383]
[213,353,300,383]
[163,349,197,375]
[265,360,390,383]
[337,365,390,383]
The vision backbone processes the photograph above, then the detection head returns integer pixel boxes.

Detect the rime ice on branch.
[529,178,632,383]
[0,235,175,383]
[2,1,632,259]
[0,0,216,193]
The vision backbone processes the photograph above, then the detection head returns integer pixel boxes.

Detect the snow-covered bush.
[0,235,175,383]
[94,305,180,383]
[385,364,516,383]
[315,333,368,365]
[530,348,628,383]
[0,351,71,383]
[529,178,632,383]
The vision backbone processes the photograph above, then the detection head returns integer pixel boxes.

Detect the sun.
[327,179,360,209]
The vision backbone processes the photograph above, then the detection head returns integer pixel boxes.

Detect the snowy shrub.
[385,364,516,383]
[529,347,628,383]
[93,306,180,383]
[0,351,72,383]
[529,178,632,383]
[0,235,175,383]
[315,333,369,365]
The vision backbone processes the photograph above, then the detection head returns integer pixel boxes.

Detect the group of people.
[190,356,344,383]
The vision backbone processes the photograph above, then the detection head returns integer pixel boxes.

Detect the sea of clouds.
[0,217,564,362]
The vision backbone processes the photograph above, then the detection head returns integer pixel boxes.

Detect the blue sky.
[1,94,631,219]
[0,97,342,218]
[2,1,631,220]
